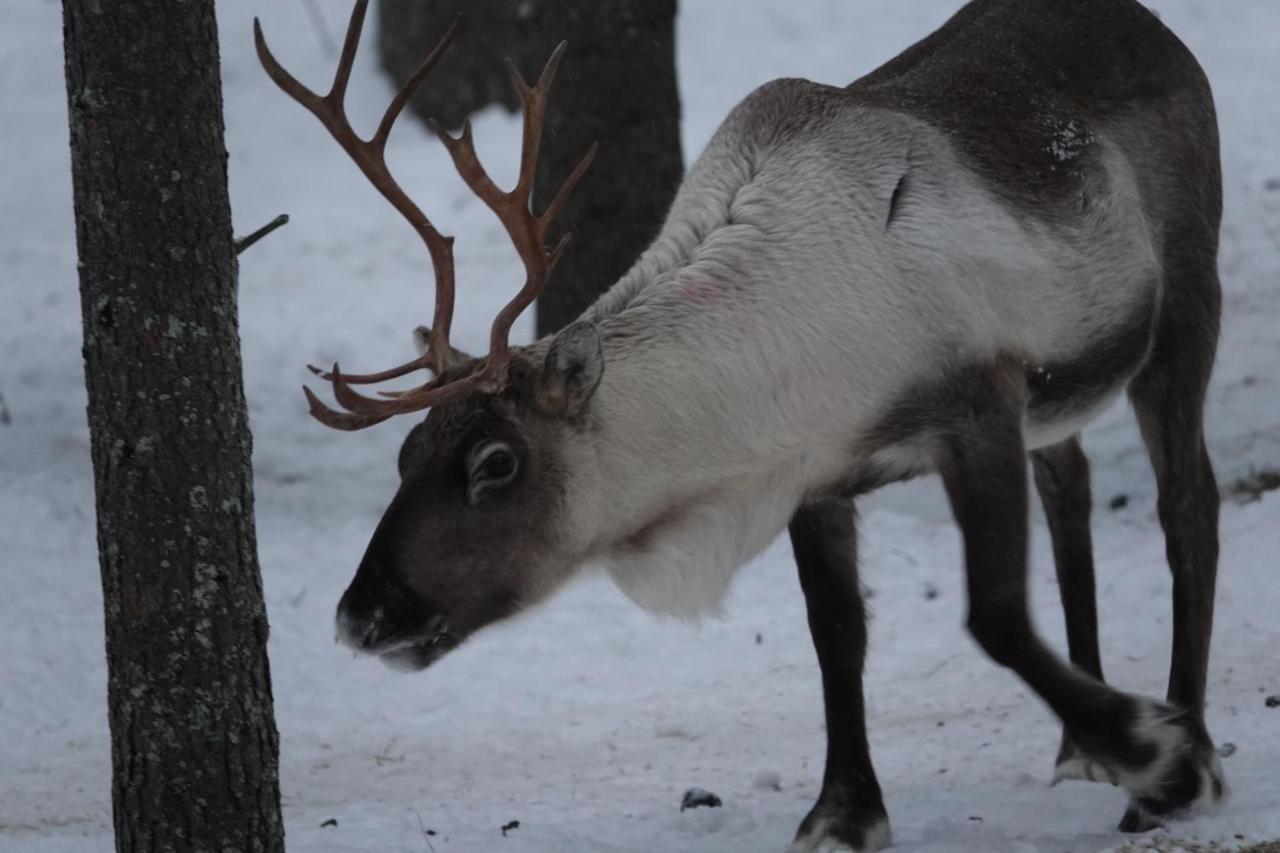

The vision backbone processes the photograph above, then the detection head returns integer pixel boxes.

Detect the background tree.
[379,0,683,334]
[62,2,285,851]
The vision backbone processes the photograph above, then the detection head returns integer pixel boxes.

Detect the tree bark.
[378,0,683,335]
[62,3,285,852]
[529,0,683,335]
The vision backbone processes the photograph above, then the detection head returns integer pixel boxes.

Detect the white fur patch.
[601,462,821,619]
[1051,752,1118,787]
[787,815,892,853]
[1116,699,1227,815]
[1118,701,1190,795]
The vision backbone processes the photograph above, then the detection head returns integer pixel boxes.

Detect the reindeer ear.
[538,321,604,417]
[412,325,476,367]
[413,325,431,355]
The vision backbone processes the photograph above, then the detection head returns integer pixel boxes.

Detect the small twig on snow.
[234,213,289,255]
[923,652,960,679]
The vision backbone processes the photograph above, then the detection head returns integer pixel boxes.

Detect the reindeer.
[256,0,1227,848]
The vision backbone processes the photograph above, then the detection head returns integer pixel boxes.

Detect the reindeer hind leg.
[1120,230,1226,830]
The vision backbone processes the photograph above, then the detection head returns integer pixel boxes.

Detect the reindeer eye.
[481,448,516,480]
[467,442,519,503]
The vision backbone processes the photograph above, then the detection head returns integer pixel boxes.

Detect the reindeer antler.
[255,1,596,430]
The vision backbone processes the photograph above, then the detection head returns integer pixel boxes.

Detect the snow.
[1048,121,1088,164]
[2,1,1278,851]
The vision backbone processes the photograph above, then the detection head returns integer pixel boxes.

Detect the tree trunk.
[378,0,530,130]
[62,3,285,852]
[530,0,683,335]
[378,0,683,335]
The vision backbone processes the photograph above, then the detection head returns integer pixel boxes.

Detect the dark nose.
[335,557,430,652]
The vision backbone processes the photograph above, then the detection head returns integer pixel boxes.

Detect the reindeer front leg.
[1031,436,1109,784]
[788,498,890,853]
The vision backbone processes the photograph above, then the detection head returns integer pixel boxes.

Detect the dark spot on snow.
[969,815,983,821]
[1265,694,1280,708]
[412,811,437,847]
[755,632,763,645]
[1109,493,1129,511]
[320,818,338,828]
[923,582,939,601]
[1243,374,1260,387]
[680,788,722,811]
[1218,742,1237,757]
[1264,177,1280,192]
[501,820,520,836]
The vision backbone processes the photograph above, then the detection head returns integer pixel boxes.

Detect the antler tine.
[303,386,392,431]
[329,364,421,415]
[538,142,599,239]
[375,18,463,372]
[329,0,368,104]
[505,41,567,198]
[252,2,368,140]
[432,42,596,382]
[307,354,432,385]
[256,4,461,398]
[318,364,438,417]
[325,364,482,415]
[372,15,462,151]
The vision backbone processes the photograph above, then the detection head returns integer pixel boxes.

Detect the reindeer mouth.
[376,620,459,672]
[338,605,460,671]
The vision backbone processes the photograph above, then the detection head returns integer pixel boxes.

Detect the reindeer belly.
[1023,378,1130,450]
[1020,292,1156,450]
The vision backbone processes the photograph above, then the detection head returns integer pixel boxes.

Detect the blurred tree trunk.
[528,0,683,334]
[378,0,531,130]
[62,2,285,852]
[379,0,683,335]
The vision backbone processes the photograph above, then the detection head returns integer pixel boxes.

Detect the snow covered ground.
[2,1,1278,851]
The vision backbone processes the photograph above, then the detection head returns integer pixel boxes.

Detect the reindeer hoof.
[1112,699,1227,831]
[1118,802,1162,833]
[787,804,891,853]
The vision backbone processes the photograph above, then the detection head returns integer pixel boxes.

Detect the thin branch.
[234,214,290,255]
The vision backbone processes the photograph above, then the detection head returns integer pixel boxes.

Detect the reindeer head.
[256,2,600,669]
